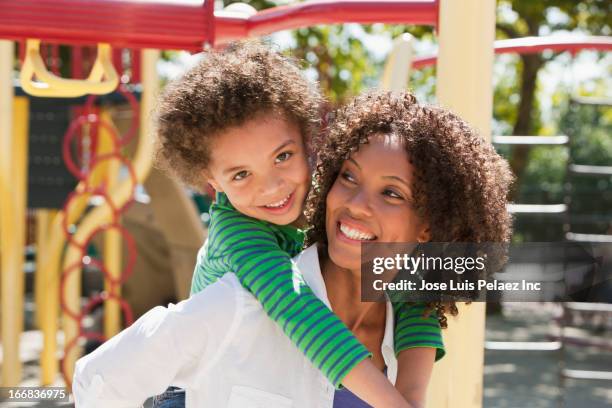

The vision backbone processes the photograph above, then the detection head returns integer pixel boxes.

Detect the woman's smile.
[325,133,430,272]
[336,218,377,244]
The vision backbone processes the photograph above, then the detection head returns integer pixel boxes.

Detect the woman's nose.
[346,188,373,218]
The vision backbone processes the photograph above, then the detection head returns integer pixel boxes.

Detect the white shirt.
[73,244,397,407]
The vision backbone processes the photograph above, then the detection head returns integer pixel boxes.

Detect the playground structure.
[0,0,610,406]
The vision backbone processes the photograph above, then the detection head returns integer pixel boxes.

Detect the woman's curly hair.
[154,40,322,190]
[305,90,514,328]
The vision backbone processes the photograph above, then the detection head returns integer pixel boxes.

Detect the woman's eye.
[341,171,356,184]
[383,189,403,199]
[275,151,293,163]
[232,170,249,181]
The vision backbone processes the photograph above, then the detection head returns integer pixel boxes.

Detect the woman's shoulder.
[183,273,245,315]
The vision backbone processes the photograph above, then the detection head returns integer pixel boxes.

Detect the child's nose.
[259,177,286,196]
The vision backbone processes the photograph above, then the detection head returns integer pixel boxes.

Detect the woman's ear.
[417,226,431,243]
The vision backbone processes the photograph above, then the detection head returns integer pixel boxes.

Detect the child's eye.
[341,171,356,184]
[275,151,293,163]
[232,170,249,181]
[383,188,404,200]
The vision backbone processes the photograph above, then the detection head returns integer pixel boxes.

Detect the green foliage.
[497,0,610,37]
[519,145,569,204]
[225,0,277,10]
[287,23,437,105]
[563,100,612,166]
[223,1,435,105]
[564,101,612,234]
[492,0,611,240]
[290,25,376,105]
[493,55,520,135]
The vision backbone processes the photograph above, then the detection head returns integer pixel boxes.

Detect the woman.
[73,91,512,407]
[304,90,513,404]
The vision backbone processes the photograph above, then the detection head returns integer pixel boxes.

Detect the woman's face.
[325,133,430,271]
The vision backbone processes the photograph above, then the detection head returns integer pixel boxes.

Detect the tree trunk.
[508,52,544,201]
[506,14,546,201]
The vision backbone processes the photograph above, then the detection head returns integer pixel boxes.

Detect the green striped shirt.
[191,192,444,387]
[191,193,370,387]
[393,303,445,361]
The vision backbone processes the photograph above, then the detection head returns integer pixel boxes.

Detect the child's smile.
[259,191,296,214]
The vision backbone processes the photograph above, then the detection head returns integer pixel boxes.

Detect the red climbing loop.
[58,80,140,386]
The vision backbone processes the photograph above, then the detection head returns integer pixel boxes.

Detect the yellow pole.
[11,94,29,375]
[62,49,159,384]
[103,221,122,337]
[40,199,92,384]
[96,109,122,338]
[35,209,56,329]
[39,216,61,384]
[426,1,496,408]
[1,39,30,386]
[0,41,12,313]
[0,39,18,386]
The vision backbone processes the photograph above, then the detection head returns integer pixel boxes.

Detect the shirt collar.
[293,244,330,308]
[214,192,304,242]
[214,191,232,208]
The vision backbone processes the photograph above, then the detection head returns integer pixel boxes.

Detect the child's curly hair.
[155,40,322,190]
[305,90,514,328]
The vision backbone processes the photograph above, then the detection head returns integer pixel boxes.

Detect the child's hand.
[394,348,437,408]
[342,358,417,407]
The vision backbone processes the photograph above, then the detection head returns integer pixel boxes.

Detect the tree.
[224,1,433,106]
[495,0,610,198]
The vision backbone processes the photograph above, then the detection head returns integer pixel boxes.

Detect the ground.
[484,303,612,408]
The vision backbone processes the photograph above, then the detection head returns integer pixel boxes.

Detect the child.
[76,41,444,407]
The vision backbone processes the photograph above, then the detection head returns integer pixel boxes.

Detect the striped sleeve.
[393,303,445,361]
[190,244,207,295]
[199,208,371,388]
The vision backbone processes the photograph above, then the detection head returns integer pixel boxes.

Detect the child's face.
[206,113,310,226]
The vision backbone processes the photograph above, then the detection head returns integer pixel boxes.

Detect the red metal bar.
[130,49,140,84]
[0,0,437,51]
[413,36,612,69]
[18,41,26,65]
[40,43,61,75]
[51,44,60,75]
[113,48,123,78]
[40,42,48,68]
[0,0,213,51]
[82,46,94,74]
[71,46,83,79]
[216,0,438,43]
[6,3,606,70]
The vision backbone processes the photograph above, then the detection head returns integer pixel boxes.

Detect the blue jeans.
[152,386,185,408]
